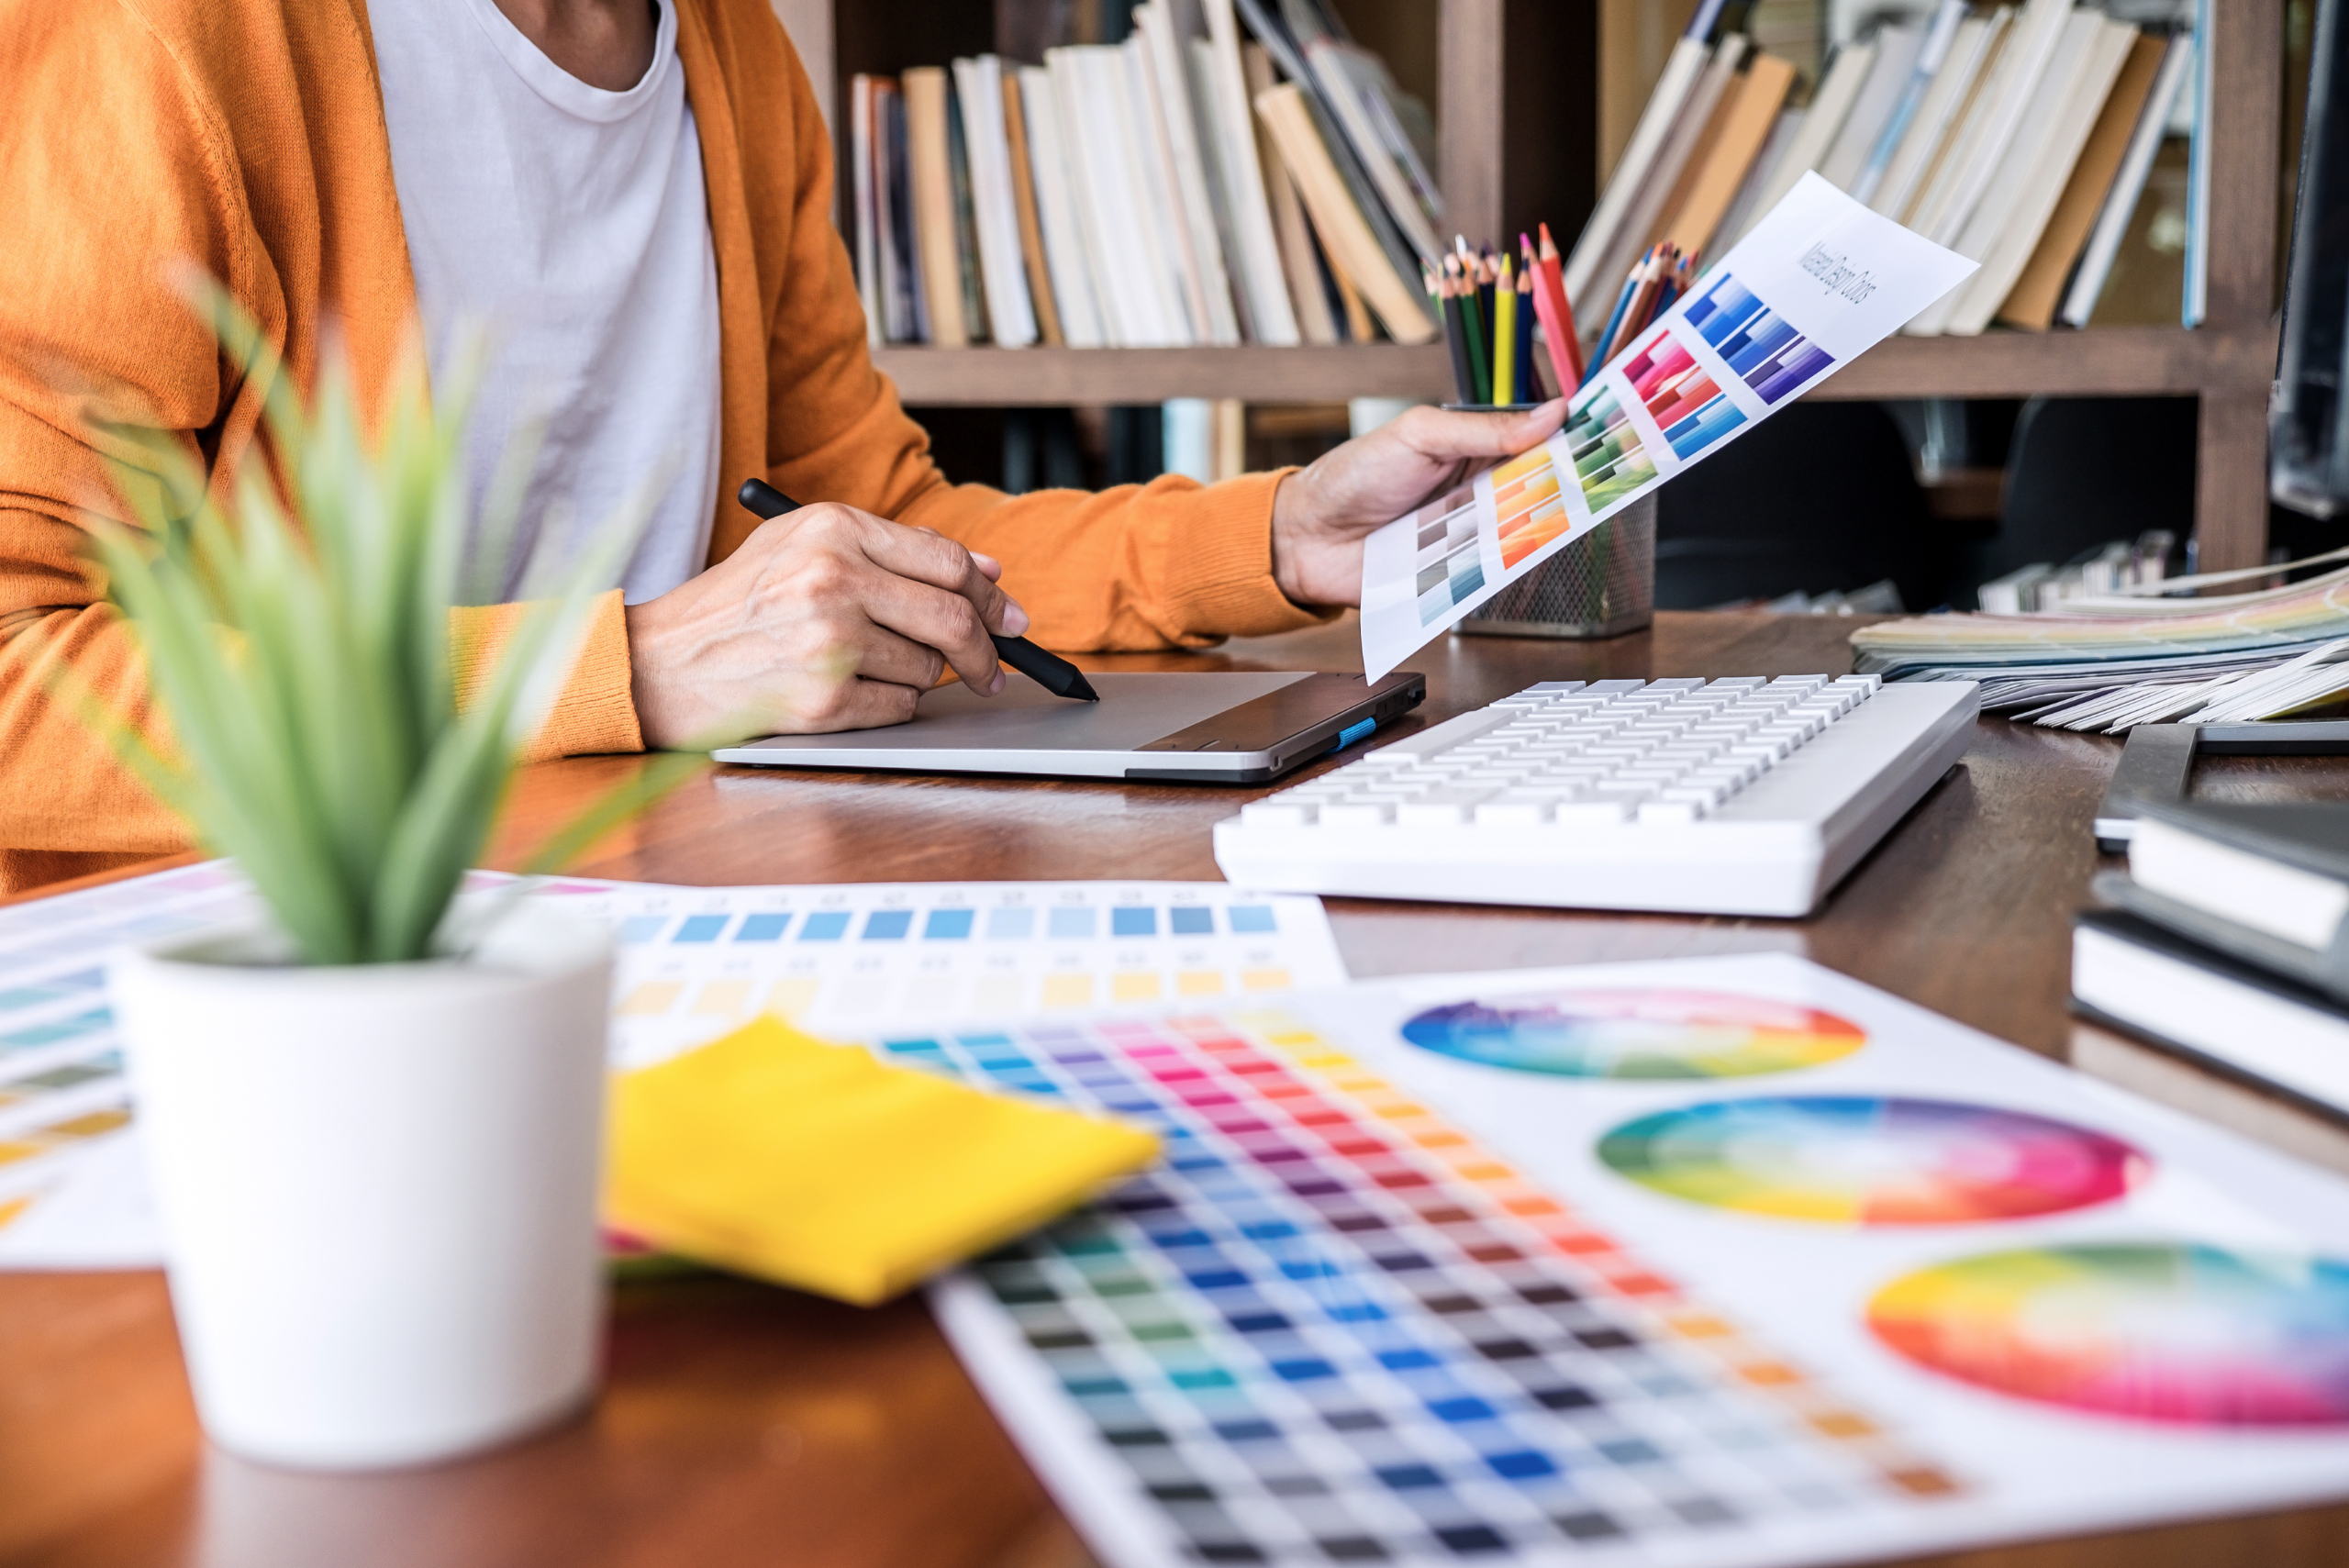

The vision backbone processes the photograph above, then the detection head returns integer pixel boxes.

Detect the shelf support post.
[1440,0,1505,248]
[2193,0,2285,571]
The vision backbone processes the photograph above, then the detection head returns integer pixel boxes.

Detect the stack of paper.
[1852,564,2349,731]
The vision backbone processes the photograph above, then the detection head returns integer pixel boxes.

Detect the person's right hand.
[620,502,1026,748]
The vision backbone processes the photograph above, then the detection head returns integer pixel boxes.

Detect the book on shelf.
[851,0,1437,352]
[1566,1,2206,345]
[1244,41,1340,346]
[2071,799,2349,1180]
[2000,29,2169,331]
[2061,32,2197,328]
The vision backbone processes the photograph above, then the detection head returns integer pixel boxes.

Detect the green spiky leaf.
[72,277,695,965]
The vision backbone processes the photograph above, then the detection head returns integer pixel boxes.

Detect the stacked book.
[850,0,1439,351]
[1566,0,2200,342]
[2074,801,2349,1177]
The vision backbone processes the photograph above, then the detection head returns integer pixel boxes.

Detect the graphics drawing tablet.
[713,671,1425,784]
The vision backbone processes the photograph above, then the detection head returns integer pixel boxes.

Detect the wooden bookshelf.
[774,0,2289,569]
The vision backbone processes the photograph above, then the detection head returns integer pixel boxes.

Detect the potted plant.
[71,286,698,1470]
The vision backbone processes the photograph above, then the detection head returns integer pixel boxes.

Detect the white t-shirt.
[370,0,722,605]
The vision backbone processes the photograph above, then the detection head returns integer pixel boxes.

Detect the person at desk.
[0,0,1567,896]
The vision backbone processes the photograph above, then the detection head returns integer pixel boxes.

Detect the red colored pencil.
[1534,223,1585,391]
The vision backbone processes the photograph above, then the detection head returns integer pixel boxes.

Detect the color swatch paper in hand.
[917,954,2349,1568]
[1358,176,1976,682]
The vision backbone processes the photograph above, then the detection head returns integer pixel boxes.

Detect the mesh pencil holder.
[1457,494,1656,640]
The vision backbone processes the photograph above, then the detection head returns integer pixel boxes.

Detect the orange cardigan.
[0,0,1321,895]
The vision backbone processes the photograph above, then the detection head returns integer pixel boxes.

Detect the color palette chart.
[1489,446,1569,573]
[0,863,1342,1267]
[1410,487,1487,628]
[928,954,2349,1568]
[1684,275,1833,406]
[0,861,621,1267]
[582,882,1344,1070]
[1358,173,1976,683]
[0,861,250,1267]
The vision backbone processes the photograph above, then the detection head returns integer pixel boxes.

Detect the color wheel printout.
[921,954,2349,1568]
[1359,176,1977,681]
[0,864,1344,1270]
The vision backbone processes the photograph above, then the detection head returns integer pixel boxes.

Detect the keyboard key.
[1320,803,1395,827]
[1241,801,1319,827]
[1397,790,1497,826]
[1553,800,1631,825]
[1638,800,1705,825]
[1474,800,1550,827]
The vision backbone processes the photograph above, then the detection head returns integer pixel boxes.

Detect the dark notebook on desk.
[2072,799,2349,1174]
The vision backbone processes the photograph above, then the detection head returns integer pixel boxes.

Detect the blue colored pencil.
[1589,247,1651,370]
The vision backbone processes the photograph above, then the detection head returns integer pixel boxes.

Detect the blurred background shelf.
[776,0,2295,574]
[874,324,2279,407]
[1819,324,2279,401]
[873,345,1458,406]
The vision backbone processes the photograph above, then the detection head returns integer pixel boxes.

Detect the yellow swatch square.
[607,1016,1159,1306]
[1041,973,1095,1008]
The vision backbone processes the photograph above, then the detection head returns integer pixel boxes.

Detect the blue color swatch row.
[619,904,1280,947]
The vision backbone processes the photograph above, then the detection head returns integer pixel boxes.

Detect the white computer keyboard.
[1212,673,1979,917]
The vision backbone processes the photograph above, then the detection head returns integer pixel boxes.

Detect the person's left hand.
[1268,399,1570,607]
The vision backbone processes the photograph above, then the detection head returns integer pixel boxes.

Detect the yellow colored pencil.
[1493,253,1518,406]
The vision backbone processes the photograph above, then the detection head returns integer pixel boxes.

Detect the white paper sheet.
[1359,175,1977,681]
[0,864,1345,1270]
[921,953,2349,1568]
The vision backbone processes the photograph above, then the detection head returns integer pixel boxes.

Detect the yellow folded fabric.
[605,1016,1161,1305]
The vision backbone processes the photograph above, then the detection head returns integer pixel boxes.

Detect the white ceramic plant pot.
[110,899,613,1471]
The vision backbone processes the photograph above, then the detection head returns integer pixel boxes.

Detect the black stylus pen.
[736,479,1099,702]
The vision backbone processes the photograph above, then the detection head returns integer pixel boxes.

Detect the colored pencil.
[1452,254,1491,406]
[1521,233,1575,397]
[1589,246,1651,371]
[1536,224,1585,390]
[1476,250,1497,369]
[1431,264,1475,404]
[1620,246,1672,356]
[1492,252,1517,407]
[1515,263,1536,403]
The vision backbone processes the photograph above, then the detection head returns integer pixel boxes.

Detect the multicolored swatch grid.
[1488,446,1571,573]
[1685,275,1833,406]
[0,862,248,1225]
[1564,390,1658,515]
[1623,335,1745,462]
[0,865,1341,1267]
[920,1006,1956,1568]
[592,884,1343,1066]
[930,959,2349,1568]
[1411,490,1486,628]
[0,861,611,1262]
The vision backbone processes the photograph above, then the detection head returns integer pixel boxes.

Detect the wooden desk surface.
[8,612,2349,1568]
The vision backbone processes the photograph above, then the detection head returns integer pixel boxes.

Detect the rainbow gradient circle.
[1400,989,1865,1079]
[1869,1244,2349,1427]
[1598,1096,2147,1225]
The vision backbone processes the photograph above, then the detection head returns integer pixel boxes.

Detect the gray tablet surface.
[712,670,1425,784]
